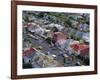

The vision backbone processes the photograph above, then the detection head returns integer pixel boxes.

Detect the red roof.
[70,43,89,56]
[53,32,67,44]
[53,32,66,39]
[80,47,89,56]
[70,43,88,51]
[23,48,36,56]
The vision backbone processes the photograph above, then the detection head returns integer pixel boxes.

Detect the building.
[26,22,45,35]
[52,32,67,49]
[82,32,90,43]
[23,47,37,63]
[70,43,89,57]
[79,23,89,31]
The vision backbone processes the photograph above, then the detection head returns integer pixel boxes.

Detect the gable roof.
[23,47,36,57]
[53,32,67,44]
[70,43,89,52]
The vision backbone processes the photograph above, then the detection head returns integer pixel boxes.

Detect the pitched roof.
[70,43,89,52]
[53,32,67,44]
[23,47,36,56]
[54,32,66,38]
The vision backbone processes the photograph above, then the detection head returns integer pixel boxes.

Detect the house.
[70,43,89,57]
[76,31,83,38]
[78,23,89,31]
[45,30,53,38]
[23,47,45,68]
[23,47,37,63]
[52,32,67,49]
[23,47,36,57]
[27,22,45,35]
[82,32,90,43]
[44,23,64,31]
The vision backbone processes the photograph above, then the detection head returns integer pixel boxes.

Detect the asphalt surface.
[23,31,85,68]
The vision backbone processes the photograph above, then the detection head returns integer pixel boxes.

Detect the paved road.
[23,31,85,68]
